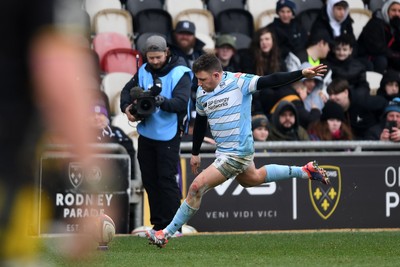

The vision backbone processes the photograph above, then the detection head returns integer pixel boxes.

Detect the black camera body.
[129,78,162,118]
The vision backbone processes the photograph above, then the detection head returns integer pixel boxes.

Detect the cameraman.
[366,97,400,141]
[120,35,192,231]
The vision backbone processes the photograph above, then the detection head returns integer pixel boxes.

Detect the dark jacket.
[267,101,310,141]
[327,55,370,97]
[95,125,136,179]
[254,84,321,129]
[376,69,400,101]
[310,5,355,41]
[357,11,400,70]
[345,89,388,139]
[168,38,205,68]
[267,18,308,58]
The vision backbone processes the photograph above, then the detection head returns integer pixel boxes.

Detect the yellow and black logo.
[309,165,341,220]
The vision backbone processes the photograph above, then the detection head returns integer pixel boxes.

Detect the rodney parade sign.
[35,152,131,235]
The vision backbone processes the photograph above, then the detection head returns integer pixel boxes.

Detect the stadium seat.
[165,0,204,21]
[246,0,276,25]
[366,71,383,95]
[255,9,277,30]
[206,0,245,18]
[348,0,366,9]
[101,72,133,116]
[133,9,173,38]
[92,9,133,39]
[229,32,252,50]
[135,32,167,54]
[174,9,215,37]
[368,0,387,12]
[349,8,372,39]
[125,0,163,17]
[297,8,320,35]
[92,32,133,69]
[291,0,323,15]
[102,48,142,75]
[215,9,254,37]
[112,113,138,137]
[84,0,122,23]
[196,32,215,52]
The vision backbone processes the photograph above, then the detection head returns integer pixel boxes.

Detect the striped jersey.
[196,71,260,156]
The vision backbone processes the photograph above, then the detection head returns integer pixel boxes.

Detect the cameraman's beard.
[149,60,167,71]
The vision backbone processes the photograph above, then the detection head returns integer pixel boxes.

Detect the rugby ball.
[95,214,116,245]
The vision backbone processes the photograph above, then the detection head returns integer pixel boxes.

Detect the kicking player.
[146,53,330,248]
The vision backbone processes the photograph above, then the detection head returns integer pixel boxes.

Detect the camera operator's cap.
[216,34,237,49]
[145,35,167,53]
[276,0,296,15]
[175,20,195,34]
[385,97,400,115]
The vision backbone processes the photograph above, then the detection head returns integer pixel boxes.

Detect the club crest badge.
[69,162,84,188]
[309,165,341,220]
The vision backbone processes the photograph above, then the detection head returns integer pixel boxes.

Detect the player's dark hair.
[192,53,223,73]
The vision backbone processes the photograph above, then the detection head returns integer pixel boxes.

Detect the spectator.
[120,35,193,232]
[252,114,270,142]
[327,78,388,139]
[366,97,400,141]
[291,30,334,89]
[256,79,321,129]
[300,62,327,113]
[267,0,308,58]
[376,69,400,101]
[169,20,205,68]
[327,34,370,98]
[239,26,287,75]
[311,0,355,41]
[90,97,136,180]
[169,20,206,117]
[268,101,310,141]
[238,27,288,115]
[252,114,270,152]
[215,34,240,72]
[357,0,400,73]
[295,30,333,67]
[308,100,353,140]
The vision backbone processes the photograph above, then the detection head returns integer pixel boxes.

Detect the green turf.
[38,231,400,267]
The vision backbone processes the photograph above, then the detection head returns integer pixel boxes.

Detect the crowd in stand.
[90,0,400,143]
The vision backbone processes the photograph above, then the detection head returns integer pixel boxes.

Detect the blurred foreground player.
[0,0,99,263]
[146,54,330,248]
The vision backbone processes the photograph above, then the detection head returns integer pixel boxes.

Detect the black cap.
[321,101,345,121]
[175,20,195,34]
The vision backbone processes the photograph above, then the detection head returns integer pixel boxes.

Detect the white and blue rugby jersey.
[196,71,260,156]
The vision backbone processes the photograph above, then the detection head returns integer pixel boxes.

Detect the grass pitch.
[38,230,400,267]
